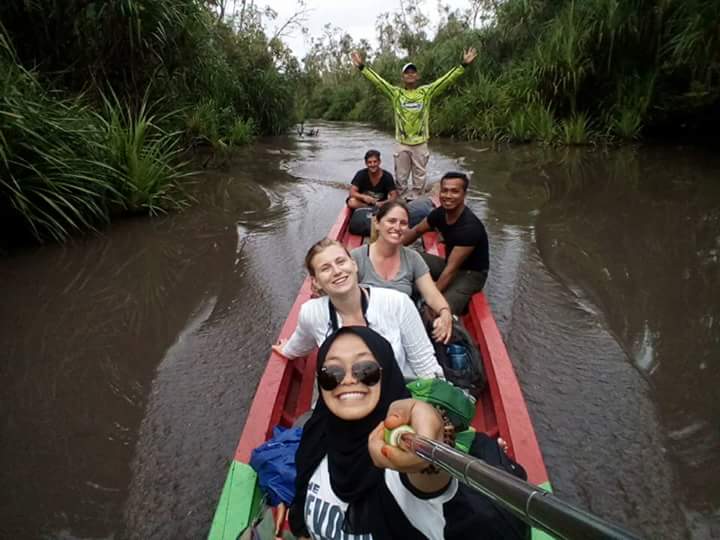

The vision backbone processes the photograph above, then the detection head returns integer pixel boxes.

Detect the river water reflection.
[1,123,718,539]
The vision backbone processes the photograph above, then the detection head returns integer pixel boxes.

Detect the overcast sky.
[262,0,471,59]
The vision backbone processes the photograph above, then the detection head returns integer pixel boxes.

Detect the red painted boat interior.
[233,206,548,490]
[423,230,548,486]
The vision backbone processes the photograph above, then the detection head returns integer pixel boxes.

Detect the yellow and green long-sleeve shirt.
[359,64,465,146]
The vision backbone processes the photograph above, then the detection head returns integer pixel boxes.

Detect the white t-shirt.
[304,456,457,540]
[282,286,443,379]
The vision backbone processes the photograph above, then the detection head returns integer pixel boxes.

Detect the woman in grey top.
[351,201,453,343]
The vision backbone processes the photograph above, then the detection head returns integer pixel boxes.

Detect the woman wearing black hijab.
[289,326,456,540]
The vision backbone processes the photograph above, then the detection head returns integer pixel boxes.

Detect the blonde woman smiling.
[272,238,444,380]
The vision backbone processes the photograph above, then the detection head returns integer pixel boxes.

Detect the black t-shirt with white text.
[426,206,489,273]
[351,169,397,201]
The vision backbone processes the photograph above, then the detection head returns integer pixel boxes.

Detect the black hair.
[440,171,470,191]
[364,149,381,161]
[374,200,410,222]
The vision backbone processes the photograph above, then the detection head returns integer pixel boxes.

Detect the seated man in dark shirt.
[403,171,489,314]
[347,149,399,209]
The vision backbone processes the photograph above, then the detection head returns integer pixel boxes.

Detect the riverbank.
[0,2,297,244]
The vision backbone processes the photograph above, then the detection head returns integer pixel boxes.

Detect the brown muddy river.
[1,122,718,539]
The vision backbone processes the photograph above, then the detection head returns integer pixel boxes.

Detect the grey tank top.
[351,245,429,296]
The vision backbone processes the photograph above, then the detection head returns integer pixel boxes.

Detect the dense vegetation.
[1,1,299,243]
[299,0,720,145]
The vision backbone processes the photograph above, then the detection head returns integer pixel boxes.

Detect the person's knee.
[410,149,429,166]
[445,290,471,315]
[420,252,445,279]
[394,154,411,182]
[347,197,366,209]
[446,273,486,314]
[407,198,433,228]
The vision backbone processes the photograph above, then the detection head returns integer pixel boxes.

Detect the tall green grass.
[1,36,191,241]
[1,1,298,244]
[96,92,192,215]
[508,111,533,143]
[1,47,111,240]
[528,104,556,143]
[229,119,256,147]
[560,113,592,145]
[608,108,643,141]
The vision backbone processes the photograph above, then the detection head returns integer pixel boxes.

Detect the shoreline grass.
[0,2,297,245]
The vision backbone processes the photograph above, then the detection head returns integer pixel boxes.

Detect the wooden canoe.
[208,206,553,540]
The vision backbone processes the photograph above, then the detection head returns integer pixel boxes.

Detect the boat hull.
[209,206,552,539]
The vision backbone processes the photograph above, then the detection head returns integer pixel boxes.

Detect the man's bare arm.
[377,190,399,206]
[349,185,376,205]
[403,218,430,245]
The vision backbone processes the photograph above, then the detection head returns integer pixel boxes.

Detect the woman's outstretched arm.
[415,273,453,344]
[368,398,452,493]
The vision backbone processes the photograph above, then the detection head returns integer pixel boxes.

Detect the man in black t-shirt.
[403,171,488,314]
[347,149,398,209]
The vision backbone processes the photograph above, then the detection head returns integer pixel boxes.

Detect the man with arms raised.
[404,172,489,314]
[347,149,398,209]
[350,48,478,200]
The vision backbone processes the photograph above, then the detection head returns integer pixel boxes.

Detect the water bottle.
[446,344,469,370]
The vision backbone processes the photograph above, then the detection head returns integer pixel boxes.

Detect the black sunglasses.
[318,361,383,391]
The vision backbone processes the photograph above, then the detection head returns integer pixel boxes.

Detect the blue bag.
[249,426,303,506]
[407,197,433,228]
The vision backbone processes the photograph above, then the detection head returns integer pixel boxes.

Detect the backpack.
[444,432,529,540]
[427,316,487,398]
[406,378,476,431]
[249,426,303,506]
[348,207,374,236]
[406,197,434,228]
